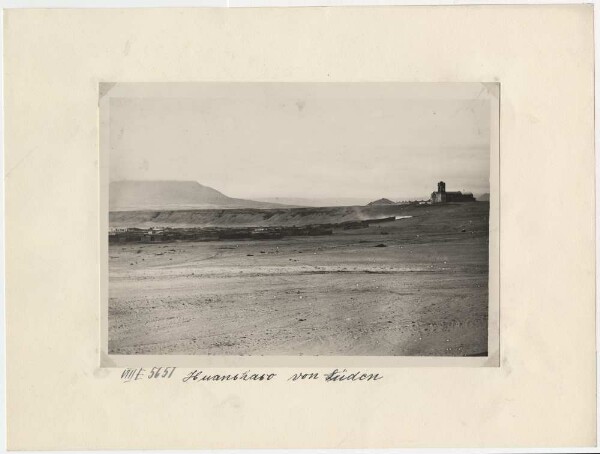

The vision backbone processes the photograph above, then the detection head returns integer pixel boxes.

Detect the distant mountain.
[109,181,295,211]
[367,198,395,206]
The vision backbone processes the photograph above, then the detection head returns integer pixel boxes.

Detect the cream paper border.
[5,6,595,449]
[99,82,500,368]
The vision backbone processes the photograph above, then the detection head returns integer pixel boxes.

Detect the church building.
[431,181,476,203]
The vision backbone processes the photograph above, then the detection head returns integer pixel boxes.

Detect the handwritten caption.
[121,367,383,383]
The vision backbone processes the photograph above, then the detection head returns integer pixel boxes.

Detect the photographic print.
[102,83,498,358]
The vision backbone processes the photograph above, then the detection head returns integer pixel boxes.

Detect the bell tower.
[437,181,446,193]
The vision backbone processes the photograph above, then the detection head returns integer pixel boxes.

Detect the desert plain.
[108,202,489,356]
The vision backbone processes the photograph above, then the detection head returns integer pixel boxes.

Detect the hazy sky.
[107,83,492,199]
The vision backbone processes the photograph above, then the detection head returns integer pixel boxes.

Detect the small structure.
[431,181,476,203]
[108,227,128,234]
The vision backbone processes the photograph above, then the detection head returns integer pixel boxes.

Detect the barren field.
[108,202,489,356]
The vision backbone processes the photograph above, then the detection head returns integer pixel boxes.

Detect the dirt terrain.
[108,202,489,356]
[110,203,425,228]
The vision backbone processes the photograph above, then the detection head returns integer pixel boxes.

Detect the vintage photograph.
[103,83,496,357]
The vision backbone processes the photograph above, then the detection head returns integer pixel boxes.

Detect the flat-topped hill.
[110,180,293,211]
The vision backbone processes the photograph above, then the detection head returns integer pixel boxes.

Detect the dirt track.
[108,202,489,356]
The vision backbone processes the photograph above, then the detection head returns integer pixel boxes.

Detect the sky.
[106,83,493,200]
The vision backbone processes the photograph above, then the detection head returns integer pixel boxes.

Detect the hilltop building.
[431,181,476,203]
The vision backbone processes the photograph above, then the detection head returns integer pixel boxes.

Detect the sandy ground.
[108,203,489,356]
